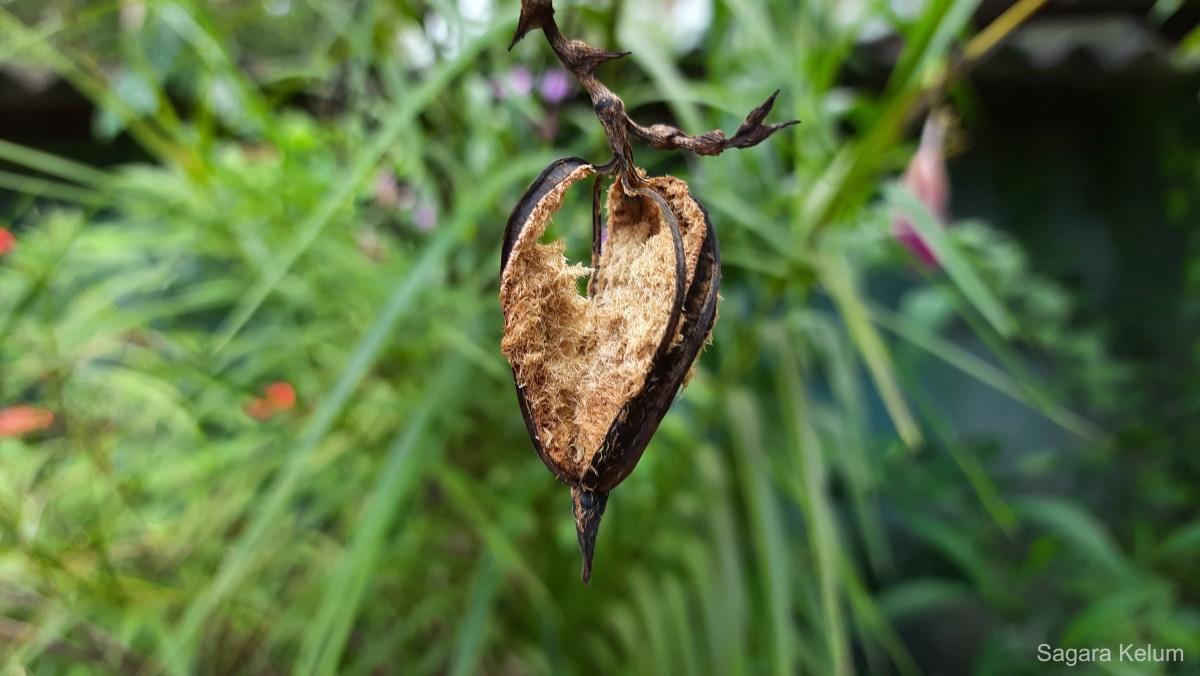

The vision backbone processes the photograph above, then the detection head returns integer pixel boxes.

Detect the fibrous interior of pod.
[500,164,708,482]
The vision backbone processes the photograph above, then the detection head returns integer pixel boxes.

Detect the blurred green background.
[1,0,1199,673]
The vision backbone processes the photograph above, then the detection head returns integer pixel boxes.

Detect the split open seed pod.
[500,158,720,582]
[502,0,795,584]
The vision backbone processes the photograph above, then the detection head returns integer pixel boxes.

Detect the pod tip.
[571,487,609,584]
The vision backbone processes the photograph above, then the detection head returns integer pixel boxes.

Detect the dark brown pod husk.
[500,159,720,582]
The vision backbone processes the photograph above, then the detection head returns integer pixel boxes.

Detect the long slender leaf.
[446,552,502,676]
[161,219,464,672]
[727,390,794,676]
[0,139,112,188]
[821,252,923,449]
[887,182,1015,337]
[766,324,848,675]
[296,357,469,676]
[210,20,514,355]
[869,300,1105,442]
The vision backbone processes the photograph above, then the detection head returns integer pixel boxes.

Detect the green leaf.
[886,181,1016,338]
[876,578,974,620]
[1156,519,1200,561]
[1014,496,1131,579]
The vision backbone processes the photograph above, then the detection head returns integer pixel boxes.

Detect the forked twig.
[509,0,798,185]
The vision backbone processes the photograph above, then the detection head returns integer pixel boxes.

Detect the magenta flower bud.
[893,114,949,268]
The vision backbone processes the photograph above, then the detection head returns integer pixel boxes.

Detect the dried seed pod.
[503,0,795,583]
[500,158,720,582]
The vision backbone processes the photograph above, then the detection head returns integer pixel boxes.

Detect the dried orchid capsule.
[503,0,796,582]
[500,158,720,582]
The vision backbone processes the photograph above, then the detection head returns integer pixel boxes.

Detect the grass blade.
[447,552,502,676]
[210,20,512,355]
[0,170,108,207]
[869,300,1105,442]
[160,219,463,672]
[296,358,469,676]
[821,252,923,449]
[0,139,112,188]
[767,324,849,675]
[727,390,794,676]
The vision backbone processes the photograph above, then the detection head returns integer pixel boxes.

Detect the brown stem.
[509,0,798,183]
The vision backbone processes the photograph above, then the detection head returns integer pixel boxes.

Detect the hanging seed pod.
[502,0,797,582]
[500,159,720,581]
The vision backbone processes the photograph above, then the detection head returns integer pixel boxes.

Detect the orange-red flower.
[244,381,297,420]
[263,382,296,410]
[0,227,16,256]
[0,406,54,436]
[243,398,275,420]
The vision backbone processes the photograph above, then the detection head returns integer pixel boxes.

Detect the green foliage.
[1,0,1196,674]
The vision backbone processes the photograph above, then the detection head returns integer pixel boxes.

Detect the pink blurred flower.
[508,67,534,96]
[412,200,437,232]
[493,66,534,100]
[893,115,949,268]
[373,170,401,208]
[538,68,573,105]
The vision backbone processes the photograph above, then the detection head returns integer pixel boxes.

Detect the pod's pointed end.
[571,487,609,584]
